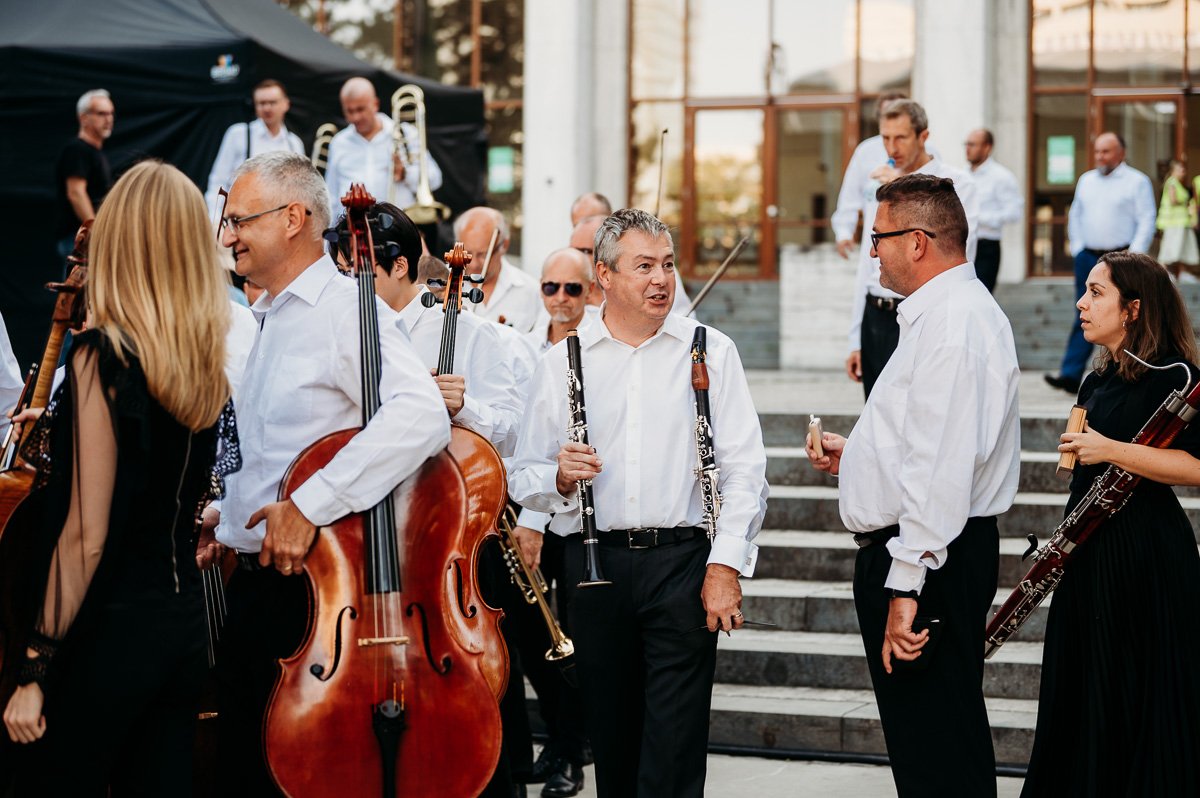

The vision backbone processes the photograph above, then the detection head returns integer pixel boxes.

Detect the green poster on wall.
[1047,136,1075,185]
[488,146,515,194]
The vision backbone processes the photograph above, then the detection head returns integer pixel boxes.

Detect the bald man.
[323,77,443,220]
[529,247,598,351]
[570,192,612,227]
[457,206,542,333]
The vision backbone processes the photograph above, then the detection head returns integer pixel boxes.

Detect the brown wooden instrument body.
[445,425,509,698]
[264,429,502,797]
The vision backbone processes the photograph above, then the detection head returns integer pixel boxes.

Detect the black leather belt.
[853,525,900,549]
[236,552,266,572]
[866,294,899,312]
[600,527,703,549]
[1083,245,1129,258]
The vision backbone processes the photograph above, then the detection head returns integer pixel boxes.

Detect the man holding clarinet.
[510,208,768,798]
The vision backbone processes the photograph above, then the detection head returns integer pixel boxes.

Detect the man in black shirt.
[56,89,114,263]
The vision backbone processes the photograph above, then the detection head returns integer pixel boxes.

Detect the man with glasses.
[809,174,1018,797]
[206,151,450,794]
[55,89,114,269]
[529,248,598,352]
[457,206,542,332]
[844,99,978,399]
[204,79,305,218]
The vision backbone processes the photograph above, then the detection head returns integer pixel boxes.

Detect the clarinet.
[566,329,611,588]
[691,327,722,543]
[985,358,1200,658]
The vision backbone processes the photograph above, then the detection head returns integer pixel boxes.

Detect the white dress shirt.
[467,258,542,333]
[509,311,768,576]
[831,136,943,243]
[0,311,24,426]
[324,113,443,220]
[839,263,1020,593]
[848,158,979,352]
[394,287,524,457]
[1067,162,1157,256]
[970,158,1024,241]
[204,119,305,217]
[216,255,451,552]
[225,300,257,397]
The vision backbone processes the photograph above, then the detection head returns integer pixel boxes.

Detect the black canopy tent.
[0,0,485,366]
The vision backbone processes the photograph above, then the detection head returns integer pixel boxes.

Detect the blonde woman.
[2,161,233,795]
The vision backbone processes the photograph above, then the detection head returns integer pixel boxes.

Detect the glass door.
[770,106,851,253]
[1096,96,1182,184]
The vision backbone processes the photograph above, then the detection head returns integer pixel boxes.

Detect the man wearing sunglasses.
[529,248,598,353]
[845,99,978,399]
[809,174,1018,797]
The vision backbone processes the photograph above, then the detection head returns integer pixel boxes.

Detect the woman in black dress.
[1,161,235,795]
[1023,251,1200,796]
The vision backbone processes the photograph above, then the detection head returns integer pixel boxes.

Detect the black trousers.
[975,239,1001,293]
[537,531,589,767]
[14,598,208,797]
[213,566,308,798]
[565,534,716,798]
[853,517,999,798]
[860,299,901,400]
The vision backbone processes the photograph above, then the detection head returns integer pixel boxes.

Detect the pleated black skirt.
[1022,486,1200,797]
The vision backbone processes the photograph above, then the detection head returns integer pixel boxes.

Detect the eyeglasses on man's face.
[541,281,584,298]
[216,189,311,236]
[869,227,937,251]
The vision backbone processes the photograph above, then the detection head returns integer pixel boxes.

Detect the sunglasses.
[541,281,584,297]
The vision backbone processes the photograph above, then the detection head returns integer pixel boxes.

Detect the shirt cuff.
[516,507,550,532]
[289,472,351,528]
[707,533,758,577]
[883,557,927,593]
[455,394,486,431]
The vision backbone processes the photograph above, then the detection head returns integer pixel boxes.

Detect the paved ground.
[559,754,1024,796]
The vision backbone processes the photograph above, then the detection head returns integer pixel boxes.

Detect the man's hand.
[881,597,928,674]
[806,432,846,476]
[845,350,862,383]
[249,498,317,575]
[3,682,45,744]
[869,164,901,184]
[555,441,602,496]
[511,526,544,570]
[392,152,407,183]
[7,407,45,441]
[836,239,856,260]
[702,564,744,633]
[195,504,225,570]
[432,370,465,417]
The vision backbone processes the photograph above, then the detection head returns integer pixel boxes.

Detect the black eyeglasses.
[870,228,937,250]
[541,281,584,297]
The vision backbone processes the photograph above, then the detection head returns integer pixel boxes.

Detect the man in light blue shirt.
[1046,132,1156,393]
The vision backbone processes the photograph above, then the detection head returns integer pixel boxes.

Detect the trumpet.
[497,507,575,662]
[390,84,451,225]
[310,122,339,176]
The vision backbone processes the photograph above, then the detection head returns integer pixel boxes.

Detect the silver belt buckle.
[628,528,657,549]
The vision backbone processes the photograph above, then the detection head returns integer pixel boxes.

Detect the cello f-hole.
[309,605,357,681]
[406,602,452,675]
[452,560,477,619]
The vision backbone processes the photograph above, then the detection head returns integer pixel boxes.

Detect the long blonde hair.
[88,161,230,431]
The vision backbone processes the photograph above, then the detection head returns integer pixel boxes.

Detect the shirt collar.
[396,287,434,336]
[581,303,690,350]
[252,254,340,322]
[349,113,392,144]
[896,262,977,327]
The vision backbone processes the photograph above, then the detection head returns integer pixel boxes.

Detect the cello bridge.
[357,635,410,647]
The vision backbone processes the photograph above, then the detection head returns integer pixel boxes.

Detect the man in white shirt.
[572,212,691,314]
[323,77,443,221]
[510,209,768,798]
[527,247,599,352]
[204,79,305,218]
[965,128,1023,293]
[844,99,978,399]
[1045,131,1157,394]
[810,174,1019,797]
[209,151,451,793]
[457,206,542,333]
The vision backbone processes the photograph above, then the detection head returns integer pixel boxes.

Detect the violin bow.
[685,235,749,318]
[654,128,668,219]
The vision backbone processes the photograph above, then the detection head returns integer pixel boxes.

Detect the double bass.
[262,186,502,797]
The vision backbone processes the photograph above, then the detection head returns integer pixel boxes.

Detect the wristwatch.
[888,589,920,600]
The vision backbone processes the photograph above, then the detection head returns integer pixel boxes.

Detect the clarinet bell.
[577,540,611,588]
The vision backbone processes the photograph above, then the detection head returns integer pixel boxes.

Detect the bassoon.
[985,359,1200,658]
[690,326,722,542]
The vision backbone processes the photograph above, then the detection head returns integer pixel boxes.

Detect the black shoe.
[526,747,556,784]
[540,760,584,798]
[1044,373,1081,394]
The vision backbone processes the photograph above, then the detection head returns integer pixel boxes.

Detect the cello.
[262,186,502,797]
[425,243,511,698]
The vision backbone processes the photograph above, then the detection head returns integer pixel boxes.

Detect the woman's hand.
[1060,422,1116,466]
[3,682,46,744]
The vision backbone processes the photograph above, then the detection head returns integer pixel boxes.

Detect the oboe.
[691,327,722,543]
[566,329,611,588]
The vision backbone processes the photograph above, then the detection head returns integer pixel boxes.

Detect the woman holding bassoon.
[1023,251,1200,795]
[0,161,236,795]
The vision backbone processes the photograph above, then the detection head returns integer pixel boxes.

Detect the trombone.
[390,84,451,225]
[497,507,575,663]
[310,122,339,176]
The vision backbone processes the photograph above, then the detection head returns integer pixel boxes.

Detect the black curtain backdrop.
[0,0,485,367]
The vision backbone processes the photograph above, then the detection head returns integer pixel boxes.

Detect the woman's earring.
[1122,320,1128,330]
